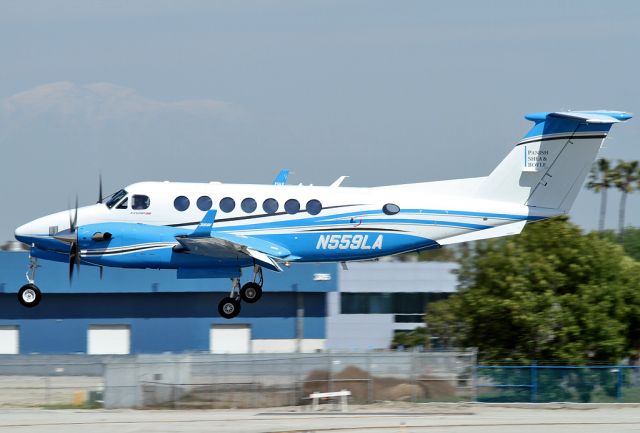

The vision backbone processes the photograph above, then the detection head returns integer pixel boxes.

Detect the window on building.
[382,203,400,215]
[174,196,190,211]
[306,199,322,215]
[197,196,212,211]
[284,199,300,214]
[87,325,130,355]
[241,198,257,213]
[131,195,150,210]
[263,198,279,214]
[0,326,19,355]
[340,292,450,314]
[219,197,235,213]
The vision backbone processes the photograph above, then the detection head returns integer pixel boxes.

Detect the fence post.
[616,366,623,402]
[471,349,478,402]
[530,361,538,403]
[328,353,333,393]
[411,351,418,403]
[366,352,373,404]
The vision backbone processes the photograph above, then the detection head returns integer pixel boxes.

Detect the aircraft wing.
[175,211,291,272]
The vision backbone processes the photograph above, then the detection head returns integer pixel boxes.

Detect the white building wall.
[327,261,458,351]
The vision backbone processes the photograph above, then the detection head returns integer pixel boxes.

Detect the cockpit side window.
[106,189,128,209]
[116,197,128,209]
[132,195,150,210]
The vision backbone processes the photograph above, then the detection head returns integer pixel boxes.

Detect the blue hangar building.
[0,251,336,354]
[0,252,457,355]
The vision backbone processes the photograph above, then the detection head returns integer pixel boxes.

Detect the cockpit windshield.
[105,189,128,209]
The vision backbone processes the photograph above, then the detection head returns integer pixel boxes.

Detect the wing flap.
[176,232,290,272]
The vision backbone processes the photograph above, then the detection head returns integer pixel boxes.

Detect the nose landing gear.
[217,266,264,319]
[19,256,42,308]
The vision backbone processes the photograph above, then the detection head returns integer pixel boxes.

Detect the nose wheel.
[18,283,42,308]
[19,256,42,308]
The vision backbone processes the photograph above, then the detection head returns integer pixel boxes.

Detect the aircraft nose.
[15,221,37,244]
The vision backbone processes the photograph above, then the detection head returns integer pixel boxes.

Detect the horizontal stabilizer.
[526,110,632,124]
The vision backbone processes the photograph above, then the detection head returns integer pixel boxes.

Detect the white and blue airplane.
[14,110,632,318]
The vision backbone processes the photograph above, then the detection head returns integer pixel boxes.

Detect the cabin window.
[382,203,400,215]
[306,199,322,215]
[284,199,300,214]
[131,195,150,210]
[197,196,212,211]
[116,197,128,209]
[174,196,190,212]
[241,198,257,213]
[106,189,127,209]
[219,197,235,213]
[263,198,278,214]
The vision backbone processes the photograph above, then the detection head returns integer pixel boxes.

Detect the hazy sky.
[1,0,639,241]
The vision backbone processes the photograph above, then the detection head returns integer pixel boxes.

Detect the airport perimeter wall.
[0,351,475,408]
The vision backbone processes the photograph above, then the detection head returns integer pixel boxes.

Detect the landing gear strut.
[217,266,264,319]
[19,256,42,308]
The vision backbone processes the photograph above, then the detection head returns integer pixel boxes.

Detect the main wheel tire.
[240,282,262,304]
[18,284,42,308]
[218,297,241,319]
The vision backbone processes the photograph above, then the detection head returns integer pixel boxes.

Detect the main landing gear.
[18,256,42,308]
[218,266,264,319]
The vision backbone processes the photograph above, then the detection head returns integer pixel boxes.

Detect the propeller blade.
[98,174,103,204]
[72,195,78,231]
[69,242,77,282]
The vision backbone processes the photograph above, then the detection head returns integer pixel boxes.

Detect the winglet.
[330,175,349,187]
[190,210,217,237]
[273,169,290,185]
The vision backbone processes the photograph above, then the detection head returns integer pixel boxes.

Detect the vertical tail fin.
[478,111,631,212]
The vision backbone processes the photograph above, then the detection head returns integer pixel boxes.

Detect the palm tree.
[612,160,639,235]
[586,158,614,232]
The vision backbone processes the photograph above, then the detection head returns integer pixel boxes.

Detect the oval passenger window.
[174,196,190,211]
[382,203,400,215]
[306,199,322,215]
[219,197,235,213]
[263,198,279,214]
[197,196,212,211]
[241,198,257,213]
[284,199,300,214]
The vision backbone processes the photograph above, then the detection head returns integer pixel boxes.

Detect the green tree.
[425,217,640,363]
[599,227,640,262]
[392,327,427,349]
[612,160,639,235]
[586,158,615,232]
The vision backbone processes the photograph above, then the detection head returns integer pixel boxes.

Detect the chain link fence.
[477,364,640,403]
[0,351,476,408]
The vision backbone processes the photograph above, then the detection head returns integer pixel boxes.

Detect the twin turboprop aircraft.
[14,110,632,318]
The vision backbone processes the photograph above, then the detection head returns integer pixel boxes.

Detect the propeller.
[68,195,80,282]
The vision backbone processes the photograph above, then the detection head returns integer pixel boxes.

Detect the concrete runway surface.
[0,404,639,433]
